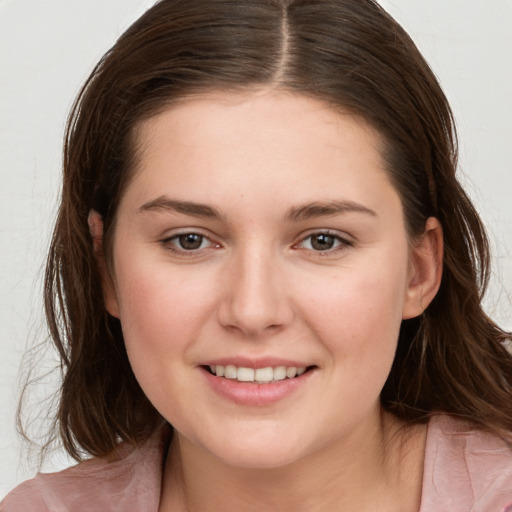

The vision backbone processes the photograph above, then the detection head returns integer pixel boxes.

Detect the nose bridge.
[219,239,291,336]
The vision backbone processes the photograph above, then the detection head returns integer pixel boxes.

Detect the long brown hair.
[33,0,512,460]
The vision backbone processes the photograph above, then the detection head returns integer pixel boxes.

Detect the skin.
[92,90,443,511]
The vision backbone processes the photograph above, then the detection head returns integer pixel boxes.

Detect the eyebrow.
[285,200,377,222]
[139,196,377,222]
[139,196,224,220]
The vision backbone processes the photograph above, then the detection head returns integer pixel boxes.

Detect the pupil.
[179,234,203,250]
[312,234,334,251]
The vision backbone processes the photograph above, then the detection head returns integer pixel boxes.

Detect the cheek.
[112,256,218,360]
[304,262,406,336]
[303,274,404,416]
[112,262,218,415]
[298,253,408,374]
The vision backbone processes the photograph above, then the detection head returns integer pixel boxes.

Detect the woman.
[3,0,512,510]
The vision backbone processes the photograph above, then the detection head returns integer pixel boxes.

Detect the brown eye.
[297,232,352,253]
[175,233,207,250]
[310,234,337,251]
[162,231,219,256]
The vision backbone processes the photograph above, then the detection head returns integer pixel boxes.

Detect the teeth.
[237,367,255,382]
[286,367,297,378]
[225,365,237,379]
[255,367,273,382]
[210,365,309,383]
[273,366,287,380]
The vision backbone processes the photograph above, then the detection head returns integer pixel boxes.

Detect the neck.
[159,411,426,512]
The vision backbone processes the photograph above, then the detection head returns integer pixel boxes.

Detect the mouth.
[203,364,316,383]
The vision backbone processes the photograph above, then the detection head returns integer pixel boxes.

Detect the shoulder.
[421,414,512,512]
[1,426,170,512]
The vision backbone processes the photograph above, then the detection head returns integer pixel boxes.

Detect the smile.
[202,362,316,406]
[207,365,308,383]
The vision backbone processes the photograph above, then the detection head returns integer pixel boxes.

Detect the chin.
[220,447,303,470]
[197,429,308,470]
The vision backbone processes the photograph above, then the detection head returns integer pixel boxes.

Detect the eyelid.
[293,229,354,254]
[160,228,221,255]
[157,227,353,258]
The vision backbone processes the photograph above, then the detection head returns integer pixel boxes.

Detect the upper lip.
[201,357,313,369]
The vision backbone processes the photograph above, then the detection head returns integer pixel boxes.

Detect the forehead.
[124,90,400,220]
[134,90,383,162]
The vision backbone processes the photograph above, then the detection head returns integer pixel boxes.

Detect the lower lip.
[201,368,313,406]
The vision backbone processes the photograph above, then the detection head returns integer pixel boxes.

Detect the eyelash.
[295,230,353,254]
[161,231,219,256]
[160,230,353,257]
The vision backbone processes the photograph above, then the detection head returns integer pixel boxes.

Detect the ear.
[88,210,120,318]
[402,217,443,319]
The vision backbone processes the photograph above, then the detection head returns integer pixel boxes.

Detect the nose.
[217,246,294,337]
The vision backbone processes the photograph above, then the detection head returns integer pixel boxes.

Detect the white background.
[1,0,511,498]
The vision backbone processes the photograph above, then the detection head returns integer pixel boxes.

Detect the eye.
[165,232,213,251]
[298,232,352,252]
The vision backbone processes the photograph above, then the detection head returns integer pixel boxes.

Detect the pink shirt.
[2,415,512,511]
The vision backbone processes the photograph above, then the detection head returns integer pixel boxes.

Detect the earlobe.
[402,217,443,320]
[88,209,104,255]
[88,210,120,318]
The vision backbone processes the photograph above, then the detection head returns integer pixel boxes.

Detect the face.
[104,91,429,469]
